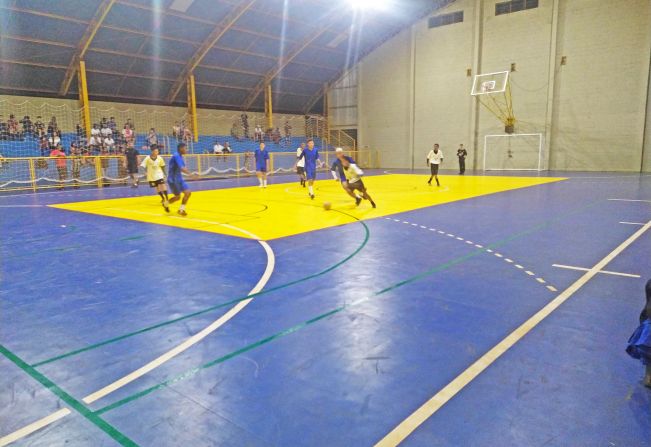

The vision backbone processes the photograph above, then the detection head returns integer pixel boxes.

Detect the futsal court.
[1,169,650,446]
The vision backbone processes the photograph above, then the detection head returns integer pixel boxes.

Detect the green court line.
[0,344,139,447]
[31,210,370,367]
[94,199,604,414]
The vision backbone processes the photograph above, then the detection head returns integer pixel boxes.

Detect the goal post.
[483,133,545,171]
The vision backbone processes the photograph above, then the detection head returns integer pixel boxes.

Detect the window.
[428,10,464,29]
[495,0,538,16]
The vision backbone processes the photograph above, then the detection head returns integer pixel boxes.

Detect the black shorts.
[347,179,365,192]
[430,164,440,175]
[148,179,165,187]
[297,166,305,175]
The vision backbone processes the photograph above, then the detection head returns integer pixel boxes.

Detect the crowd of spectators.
[230,115,293,146]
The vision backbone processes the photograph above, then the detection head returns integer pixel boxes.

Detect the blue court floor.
[1,170,650,446]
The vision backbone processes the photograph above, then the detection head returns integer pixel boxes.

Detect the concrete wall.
[357,0,651,172]
[0,94,306,136]
[359,29,414,168]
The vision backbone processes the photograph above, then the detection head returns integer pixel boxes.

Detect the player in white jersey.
[140,144,170,212]
[341,157,376,208]
[295,142,306,187]
[426,143,443,186]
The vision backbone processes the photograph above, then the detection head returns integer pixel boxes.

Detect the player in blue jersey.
[254,142,270,188]
[167,142,192,216]
[330,147,363,205]
[298,138,320,199]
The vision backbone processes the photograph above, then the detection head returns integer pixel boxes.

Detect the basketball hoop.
[471,71,516,133]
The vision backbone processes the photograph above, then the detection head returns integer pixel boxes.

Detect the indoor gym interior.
[1,0,651,446]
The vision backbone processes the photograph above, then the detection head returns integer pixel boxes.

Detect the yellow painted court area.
[50,174,565,240]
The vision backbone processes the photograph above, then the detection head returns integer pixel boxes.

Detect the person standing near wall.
[426,144,443,187]
[457,144,467,175]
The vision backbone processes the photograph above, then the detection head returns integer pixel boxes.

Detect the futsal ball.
[323,202,332,210]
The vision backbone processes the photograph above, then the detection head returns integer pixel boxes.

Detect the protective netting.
[0,150,377,191]
[483,134,544,171]
[0,98,327,157]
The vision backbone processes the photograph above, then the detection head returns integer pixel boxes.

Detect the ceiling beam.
[242,13,337,109]
[59,0,116,96]
[166,0,257,103]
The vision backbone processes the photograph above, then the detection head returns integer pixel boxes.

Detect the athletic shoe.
[177,209,187,216]
[163,201,170,213]
[371,201,376,208]
[355,197,362,206]
[310,194,315,200]
[427,181,431,186]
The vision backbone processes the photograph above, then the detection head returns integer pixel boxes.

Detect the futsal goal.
[483,133,544,171]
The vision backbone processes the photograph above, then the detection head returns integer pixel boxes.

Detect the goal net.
[483,133,544,171]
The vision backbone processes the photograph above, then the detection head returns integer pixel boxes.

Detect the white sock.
[308,185,314,195]
[263,179,267,187]
[180,204,186,211]
[258,178,263,186]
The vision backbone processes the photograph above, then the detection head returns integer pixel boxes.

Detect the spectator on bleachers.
[48,131,61,150]
[147,128,158,146]
[254,124,263,142]
[100,117,108,129]
[50,144,67,189]
[108,116,117,135]
[122,124,134,147]
[241,113,249,139]
[284,120,292,141]
[47,116,58,136]
[0,116,7,140]
[125,118,135,132]
[101,123,112,139]
[89,134,101,154]
[91,124,101,139]
[75,123,85,141]
[272,127,281,145]
[223,141,232,154]
[182,123,192,142]
[213,140,224,155]
[172,121,180,138]
[230,122,240,141]
[21,116,33,137]
[8,115,20,140]
[104,135,116,152]
[38,135,49,156]
[34,116,45,137]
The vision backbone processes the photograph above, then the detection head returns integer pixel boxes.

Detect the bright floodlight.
[349,0,392,10]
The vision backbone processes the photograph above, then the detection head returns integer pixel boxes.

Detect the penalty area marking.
[620,222,645,226]
[375,220,651,447]
[0,210,275,447]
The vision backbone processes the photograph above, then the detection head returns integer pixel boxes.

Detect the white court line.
[620,221,645,226]
[536,278,546,284]
[608,199,651,203]
[375,220,651,447]
[546,286,558,292]
[0,209,276,446]
[525,270,535,276]
[552,263,641,278]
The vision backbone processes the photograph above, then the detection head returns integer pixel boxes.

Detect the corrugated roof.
[0,0,454,113]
